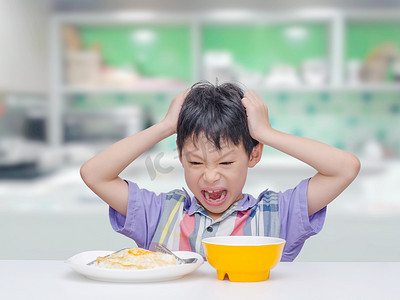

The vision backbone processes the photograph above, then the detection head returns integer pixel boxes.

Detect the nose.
[202,167,220,184]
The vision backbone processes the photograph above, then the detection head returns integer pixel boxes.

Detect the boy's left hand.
[241,90,272,142]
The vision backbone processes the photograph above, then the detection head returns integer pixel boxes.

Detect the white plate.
[65,250,204,283]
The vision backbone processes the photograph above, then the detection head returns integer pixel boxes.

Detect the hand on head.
[241,90,272,142]
[162,88,190,135]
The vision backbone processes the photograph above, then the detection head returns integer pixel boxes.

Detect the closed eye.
[220,162,233,165]
[189,161,202,165]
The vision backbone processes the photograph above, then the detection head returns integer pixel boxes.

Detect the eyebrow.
[184,148,236,160]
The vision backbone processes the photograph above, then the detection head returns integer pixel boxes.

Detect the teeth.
[204,190,227,201]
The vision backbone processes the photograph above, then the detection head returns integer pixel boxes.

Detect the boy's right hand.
[162,88,190,135]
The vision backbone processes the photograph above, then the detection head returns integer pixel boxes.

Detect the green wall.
[68,91,400,157]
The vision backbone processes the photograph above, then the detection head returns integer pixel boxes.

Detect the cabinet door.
[201,23,329,86]
[345,21,400,84]
[64,24,193,86]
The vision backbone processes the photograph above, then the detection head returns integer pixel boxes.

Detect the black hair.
[177,81,259,157]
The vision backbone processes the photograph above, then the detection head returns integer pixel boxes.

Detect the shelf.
[61,85,188,95]
[60,83,400,95]
[341,83,400,92]
[252,84,400,93]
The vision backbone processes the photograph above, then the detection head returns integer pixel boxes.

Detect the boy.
[80,81,360,261]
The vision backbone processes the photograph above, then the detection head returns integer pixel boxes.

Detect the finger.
[179,88,190,100]
[248,90,261,102]
[245,90,259,104]
[241,98,252,116]
[243,90,254,99]
[248,91,265,108]
[174,88,190,106]
[241,96,251,108]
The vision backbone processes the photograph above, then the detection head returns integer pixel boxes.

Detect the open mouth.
[201,188,228,206]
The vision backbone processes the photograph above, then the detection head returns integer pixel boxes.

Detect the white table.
[2,260,399,300]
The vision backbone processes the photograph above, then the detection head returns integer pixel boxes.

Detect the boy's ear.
[248,143,263,168]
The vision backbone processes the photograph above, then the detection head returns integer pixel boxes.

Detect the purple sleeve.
[109,180,166,249]
[278,178,327,262]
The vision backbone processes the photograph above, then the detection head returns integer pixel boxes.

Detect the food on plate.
[95,248,177,270]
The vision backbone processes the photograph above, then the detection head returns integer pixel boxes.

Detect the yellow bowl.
[202,236,286,282]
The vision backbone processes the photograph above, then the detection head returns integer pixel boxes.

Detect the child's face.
[179,134,262,220]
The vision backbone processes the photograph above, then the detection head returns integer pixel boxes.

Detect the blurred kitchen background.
[1,0,400,261]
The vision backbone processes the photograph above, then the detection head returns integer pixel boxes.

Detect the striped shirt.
[109,178,326,262]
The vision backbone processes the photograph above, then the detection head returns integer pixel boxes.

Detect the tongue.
[209,191,223,200]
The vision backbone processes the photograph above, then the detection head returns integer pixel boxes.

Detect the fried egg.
[95,248,177,270]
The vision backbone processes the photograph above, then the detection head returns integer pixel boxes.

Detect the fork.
[86,248,129,266]
[155,244,198,264]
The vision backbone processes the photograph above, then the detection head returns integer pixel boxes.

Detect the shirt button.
[206,226,213,232]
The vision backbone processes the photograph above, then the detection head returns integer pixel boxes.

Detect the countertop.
[2,260,399,300]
